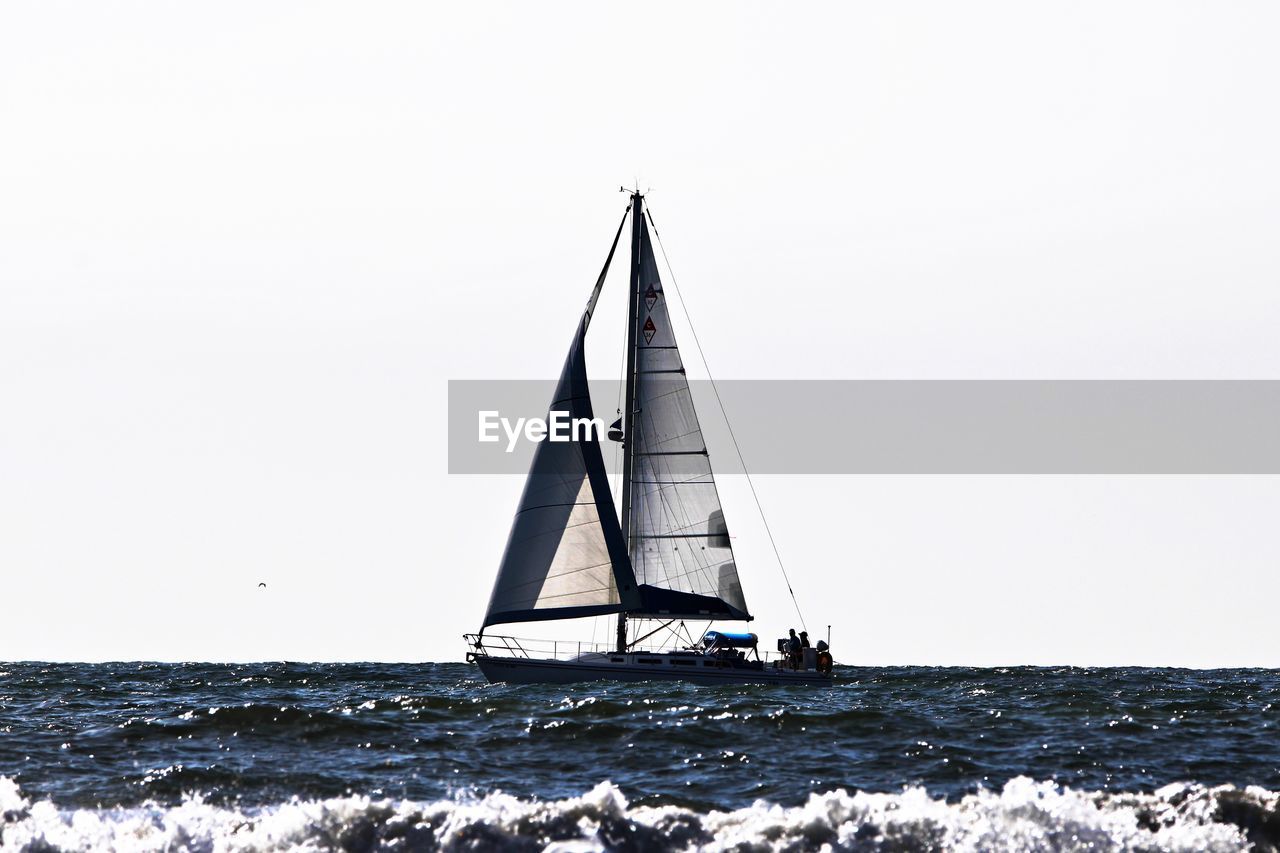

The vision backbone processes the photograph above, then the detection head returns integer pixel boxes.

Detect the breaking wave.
[4,774,1280,852]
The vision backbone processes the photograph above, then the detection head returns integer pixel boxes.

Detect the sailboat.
[465,191,833,685]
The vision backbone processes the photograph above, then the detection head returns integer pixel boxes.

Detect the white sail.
[624,212,751,621]
[483,214,638,628]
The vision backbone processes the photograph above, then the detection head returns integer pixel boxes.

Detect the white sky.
[2,2,1278,665]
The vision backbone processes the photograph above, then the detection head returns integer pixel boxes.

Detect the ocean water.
[2,663,1280,851]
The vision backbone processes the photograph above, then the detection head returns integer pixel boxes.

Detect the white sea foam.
[1,774,1273,851]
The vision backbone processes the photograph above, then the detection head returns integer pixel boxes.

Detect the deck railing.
[464,633,793,666]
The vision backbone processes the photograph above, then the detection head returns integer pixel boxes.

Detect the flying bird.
[258,582,267,588]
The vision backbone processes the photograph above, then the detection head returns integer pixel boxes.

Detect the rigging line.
[645,207,808,633]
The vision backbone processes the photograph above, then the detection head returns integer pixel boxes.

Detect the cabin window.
[671,659,695,666]
[638,658,662,664]
[611,657,624,663]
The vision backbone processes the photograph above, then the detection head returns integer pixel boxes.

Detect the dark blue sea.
[3,663,1280,850]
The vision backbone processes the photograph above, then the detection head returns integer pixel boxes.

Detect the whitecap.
[0,774,1270,851]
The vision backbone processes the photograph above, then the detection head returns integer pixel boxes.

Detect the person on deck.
[800,631,810,649]
[786,629,802,670]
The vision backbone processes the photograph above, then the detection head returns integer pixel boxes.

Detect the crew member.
[786,629,802,670]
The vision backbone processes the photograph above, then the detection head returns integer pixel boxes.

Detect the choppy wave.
[7,664,1280,848]
[4,774,1279,852]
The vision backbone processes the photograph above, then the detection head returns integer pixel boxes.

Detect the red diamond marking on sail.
[642,316,657,344]
[645,283,659,311]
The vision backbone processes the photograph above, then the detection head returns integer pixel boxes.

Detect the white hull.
[472,651,832,686]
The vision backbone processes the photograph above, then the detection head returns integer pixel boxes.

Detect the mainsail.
[622,209,751,622]
[482,213,639,628]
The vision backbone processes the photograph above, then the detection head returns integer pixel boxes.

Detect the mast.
[617,190,644,653]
